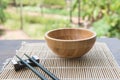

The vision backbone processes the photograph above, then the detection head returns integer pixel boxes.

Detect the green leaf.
[71,0,78,11]
[93,7,100,19]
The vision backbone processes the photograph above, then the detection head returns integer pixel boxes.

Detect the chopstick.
[16,55,48,80]
[24,54,59,80]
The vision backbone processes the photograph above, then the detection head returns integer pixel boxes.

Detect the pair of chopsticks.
[16,54,59,80]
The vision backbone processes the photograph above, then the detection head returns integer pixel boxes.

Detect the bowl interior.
[47,29,95,40]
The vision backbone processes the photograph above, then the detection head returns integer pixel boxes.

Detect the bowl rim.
[45,28,96,42]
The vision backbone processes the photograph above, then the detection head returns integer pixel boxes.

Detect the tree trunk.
[20,0,23,30]
[70,9,72,23]
[69,0,72,23]
[13,0,16,6]
[78,0,81,26]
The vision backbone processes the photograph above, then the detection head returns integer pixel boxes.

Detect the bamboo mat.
[0,42,120,80]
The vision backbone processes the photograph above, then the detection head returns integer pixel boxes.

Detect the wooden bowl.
[45,28,96,58]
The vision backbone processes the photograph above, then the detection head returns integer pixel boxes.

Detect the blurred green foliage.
[72,0,120,38]
[23,6,78,16]
[0,8,5,23]
[2,0,41,6]
[0,0,7,23]
[4,11,71,39]
[1,0,120,39]
[16,0,41,6]
[42,0,66,8]
[4,11,21,30]
[2,0,66,7]
[92,18,110,37]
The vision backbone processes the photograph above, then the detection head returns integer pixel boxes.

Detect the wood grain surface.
[45,28,96,58]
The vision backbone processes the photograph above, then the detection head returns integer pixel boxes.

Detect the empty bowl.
[45,28,96,58]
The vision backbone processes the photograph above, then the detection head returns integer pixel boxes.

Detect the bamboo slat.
[0,42,120,80]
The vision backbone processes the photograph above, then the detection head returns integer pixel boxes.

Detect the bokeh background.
[0,0,120,39]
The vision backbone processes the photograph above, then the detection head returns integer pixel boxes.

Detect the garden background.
[0,0,120,39]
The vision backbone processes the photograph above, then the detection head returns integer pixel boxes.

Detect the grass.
[23,15,72,39]
[92,18,110,37]
[42,8,69,16]
[23,6,68,16]
[4,10,72,39]
[23,23,43,39]
[4,19,21,30]
[23,6,78,16]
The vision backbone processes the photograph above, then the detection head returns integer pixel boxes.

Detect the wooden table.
[0,38,120,72]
